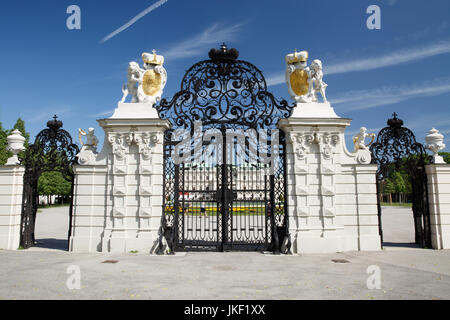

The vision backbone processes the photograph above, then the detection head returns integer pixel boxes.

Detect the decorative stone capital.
[108,133,127,160]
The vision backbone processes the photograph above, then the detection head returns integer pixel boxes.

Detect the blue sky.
[1,0,450,150]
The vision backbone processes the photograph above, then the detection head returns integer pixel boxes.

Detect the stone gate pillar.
[0,166,24,250]
[426,164,450,249]
[0,130,26,250]
[278,104,381,253]
[70,106,171,253]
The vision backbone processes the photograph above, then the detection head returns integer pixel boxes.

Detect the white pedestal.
[110,102,160,119]
[290,102,339,118]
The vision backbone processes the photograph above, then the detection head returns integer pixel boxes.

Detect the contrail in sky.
[100,0,169,43]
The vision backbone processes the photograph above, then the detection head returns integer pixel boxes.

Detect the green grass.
[381,202,412,208]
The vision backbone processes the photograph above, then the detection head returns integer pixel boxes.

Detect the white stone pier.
[278,104,381,253]
[426,164,450,249]
[70,112,170,253]
[0,166,25,250]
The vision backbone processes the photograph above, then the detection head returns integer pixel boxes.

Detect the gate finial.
[208,44,239,62]
[47,115,63,131]
[387,112,403,129]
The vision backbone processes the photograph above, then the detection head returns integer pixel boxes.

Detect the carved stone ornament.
[289,133,312,160]
[135,132,152,160]
[320,132,340,160]
[108,133,127,160]
[288,131,340,160]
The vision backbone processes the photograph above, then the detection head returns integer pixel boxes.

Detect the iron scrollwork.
[370,113,432,248]
[156,44,294,253]
[19,116,79,249]
[156,43,293,131]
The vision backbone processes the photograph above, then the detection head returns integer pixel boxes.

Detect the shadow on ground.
[382,242,421,248]
[34,239,68,251]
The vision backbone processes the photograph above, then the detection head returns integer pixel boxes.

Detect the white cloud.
[267,40,450,86]
[331,78,450,112]
[266,74,285,87]
[100,0,169,43]
[94,110,114,117]
[162,23,243,61]
[325,41,450,75]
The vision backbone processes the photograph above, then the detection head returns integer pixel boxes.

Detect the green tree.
[439,152,450,164]
[383,178,395,204]
[38,171,72,204]
[0,122,9,165]
[393,171,406,203]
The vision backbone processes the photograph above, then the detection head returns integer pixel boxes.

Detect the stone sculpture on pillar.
[426,128,446,164]
[353,127,376,152]
[308,59,328,103]
[6,130,25,166]
[120,50,167,106]
[352,127,376,165]
[285,49,338,118]
[76,128,99,165]
[112,50,167,119]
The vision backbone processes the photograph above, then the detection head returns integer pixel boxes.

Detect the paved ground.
[32,206,70,251]
[0,206,449,300]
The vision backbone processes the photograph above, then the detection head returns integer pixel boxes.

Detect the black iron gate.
[19,116,79,249]
[370,114,432,248]
[156,44,293,252]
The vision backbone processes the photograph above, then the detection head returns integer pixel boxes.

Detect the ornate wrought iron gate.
[19,116,79,249]
[156,44,293,252]
[370,114,432,248]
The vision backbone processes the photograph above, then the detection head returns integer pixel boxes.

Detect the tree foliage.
[0,122,8,165]
[37,171,72,197]
[439,152,450,164]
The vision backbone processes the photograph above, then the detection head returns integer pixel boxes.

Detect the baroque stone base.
[110,102,160,119]
[290,102,339,118]
[292,233,381,254]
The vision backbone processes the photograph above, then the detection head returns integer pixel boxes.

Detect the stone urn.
[425,128,446,164]
[6,129,26,165]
